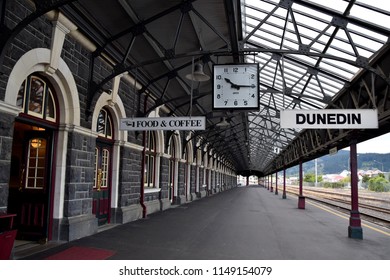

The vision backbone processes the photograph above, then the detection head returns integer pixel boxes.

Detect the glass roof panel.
[301,0,349,13]
[242,0,390,173]
[347,23,388,44]
[350,3,390,29]
[291,3,333,22]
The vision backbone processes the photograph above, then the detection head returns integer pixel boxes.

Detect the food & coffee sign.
[120,116,206,131]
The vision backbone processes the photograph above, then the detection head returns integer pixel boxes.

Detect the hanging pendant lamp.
[185,63,210,82]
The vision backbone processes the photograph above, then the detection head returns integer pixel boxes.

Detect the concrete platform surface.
[19,185,390,260]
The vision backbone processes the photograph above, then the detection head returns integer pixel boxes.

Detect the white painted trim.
[111,141,121,209]
[123,141,144,152]
[5,48,81,126]
[144,188,161,194]
[72,125,99,138]
[0,101,21,116]
[52,125,69,219]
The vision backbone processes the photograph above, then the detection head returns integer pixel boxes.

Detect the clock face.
[212,63,259,110]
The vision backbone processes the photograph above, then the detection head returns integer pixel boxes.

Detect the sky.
[343,132,390,154]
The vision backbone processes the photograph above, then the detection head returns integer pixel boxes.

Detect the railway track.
[282,185,390,228]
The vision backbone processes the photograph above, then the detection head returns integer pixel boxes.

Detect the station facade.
[0,2,237,242]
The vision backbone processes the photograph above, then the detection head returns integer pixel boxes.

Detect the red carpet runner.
[45,246,115,260]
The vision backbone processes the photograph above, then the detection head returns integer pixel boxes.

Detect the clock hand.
[224,78,240,90]
[236,84,256,88]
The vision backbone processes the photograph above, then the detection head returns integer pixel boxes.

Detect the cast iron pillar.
[275,172,278,195]
[282,168,287,199]
[267,175,270,190]
[349,139,363,239]
[298,161,305,209]
[270,174,274,192]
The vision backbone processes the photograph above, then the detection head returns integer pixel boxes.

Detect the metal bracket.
[355,56,369,68]
[299,44,310,54]
[331,16,348,28]
[279,0,293,9]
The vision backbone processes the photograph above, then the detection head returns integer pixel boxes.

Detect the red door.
[8,127,52,242]
[92,142,112,226]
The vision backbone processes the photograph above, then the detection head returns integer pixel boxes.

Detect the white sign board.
[120,116,206,131]
[280,109,378,129]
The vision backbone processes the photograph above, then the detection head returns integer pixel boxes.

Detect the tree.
[362,174,370,183]
[368,176,390,192]
[303,173,323,183]
[340,176,350,183]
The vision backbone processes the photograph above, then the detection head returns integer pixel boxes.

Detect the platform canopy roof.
[10,0,390,176]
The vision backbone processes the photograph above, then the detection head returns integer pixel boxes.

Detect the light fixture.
[216,117,230,127]
[185,63,210,82]
[30,138,42,148]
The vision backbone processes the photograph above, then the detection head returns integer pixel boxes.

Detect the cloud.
[343,133,390,154]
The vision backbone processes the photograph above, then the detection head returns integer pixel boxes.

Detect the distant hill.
[285,150,390,176]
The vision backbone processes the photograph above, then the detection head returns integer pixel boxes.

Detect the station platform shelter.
[2,1,390,267]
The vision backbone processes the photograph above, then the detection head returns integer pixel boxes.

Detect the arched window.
[96,108,113,139]
[145,131,156,188]
[17,75,57,122]
[93,108,113,190]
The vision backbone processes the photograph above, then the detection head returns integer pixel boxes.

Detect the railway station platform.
[14,185,390,260]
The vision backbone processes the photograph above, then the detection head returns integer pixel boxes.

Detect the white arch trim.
[5,48,80,126]
[146,108,164,154]
[92,91,128,210]
[91,91,128,142]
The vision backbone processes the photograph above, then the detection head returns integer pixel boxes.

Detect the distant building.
[359,169,383,177]
[323,174,346,182]
[237,175,258,185]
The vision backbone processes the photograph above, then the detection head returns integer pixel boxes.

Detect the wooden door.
[8,130,52,241]
[92,143,112,226]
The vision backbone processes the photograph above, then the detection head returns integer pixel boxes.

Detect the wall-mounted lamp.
[30,138,42,148]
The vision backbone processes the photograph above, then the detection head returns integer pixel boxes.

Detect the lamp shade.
[185,63,210,82]
[216,117,230,127]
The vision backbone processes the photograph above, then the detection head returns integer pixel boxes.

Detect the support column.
[246,176,249,186]
[282,168,287,199]
[275,171,278,195]
[349,139,363,239]
[270,174,274,192]
[298,161,305,209]
[267,175,270,190]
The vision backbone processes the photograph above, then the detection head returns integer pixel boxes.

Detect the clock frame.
[212,63,259,110]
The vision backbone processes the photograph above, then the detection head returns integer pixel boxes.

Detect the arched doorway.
[93,108,114,226]
[7,74,58,242]
[168,135,177,203]
[184,140,193,201]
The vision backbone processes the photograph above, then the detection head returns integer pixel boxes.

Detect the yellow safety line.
[307,201,390,237]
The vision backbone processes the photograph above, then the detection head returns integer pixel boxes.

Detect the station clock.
[212,63,259,110]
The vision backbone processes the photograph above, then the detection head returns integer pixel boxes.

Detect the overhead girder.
[3,0,390,177]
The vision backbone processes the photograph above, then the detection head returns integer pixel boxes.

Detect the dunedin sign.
[280,109,378,129]
[120,116,206,131]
